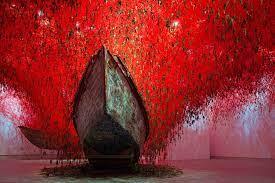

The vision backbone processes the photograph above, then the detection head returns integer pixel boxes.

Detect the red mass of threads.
[0,0,273,160]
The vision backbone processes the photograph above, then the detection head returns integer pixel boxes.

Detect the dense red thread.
[0,0,273,160]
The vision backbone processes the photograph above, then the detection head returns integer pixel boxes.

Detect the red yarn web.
[0,0,273,160]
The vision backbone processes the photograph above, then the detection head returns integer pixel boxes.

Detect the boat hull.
[73,47,149,166]
[18,126,61,150]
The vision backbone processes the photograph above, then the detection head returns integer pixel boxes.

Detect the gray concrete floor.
[0,158,274,183]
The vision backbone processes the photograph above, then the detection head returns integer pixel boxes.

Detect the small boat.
[73,46,149,167]
[18,126,62,150]
[18,126,80,159]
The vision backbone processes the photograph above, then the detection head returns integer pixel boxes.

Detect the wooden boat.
[18,126,62,150]
[73,46,149,167]
[18,126,80,159]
